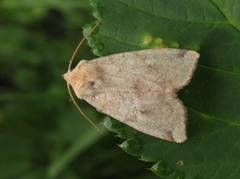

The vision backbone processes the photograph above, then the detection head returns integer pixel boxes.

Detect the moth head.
[63,60,102,99]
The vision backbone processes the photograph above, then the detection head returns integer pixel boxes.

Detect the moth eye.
[88,81,96,88]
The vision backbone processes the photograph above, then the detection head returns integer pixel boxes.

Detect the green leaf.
[85,0,240,178]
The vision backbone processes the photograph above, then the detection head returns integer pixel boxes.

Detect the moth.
[63,48,199,143]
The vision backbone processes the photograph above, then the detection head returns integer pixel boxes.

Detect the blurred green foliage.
[0,0,158,178]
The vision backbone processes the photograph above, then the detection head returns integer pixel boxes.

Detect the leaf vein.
[117,0,231,25]
[211,0,240,32]
[198,64,240,76]
[188,108,240,127]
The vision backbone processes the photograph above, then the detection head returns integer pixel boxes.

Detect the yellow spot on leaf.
[141,34,153,47]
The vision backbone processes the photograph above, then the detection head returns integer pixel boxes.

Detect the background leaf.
[84,0,240,178]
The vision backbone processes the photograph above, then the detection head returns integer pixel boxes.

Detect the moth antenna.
[67,20,105,135]
[68,20,102,72]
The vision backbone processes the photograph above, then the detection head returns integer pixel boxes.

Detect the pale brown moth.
[63,22,199,143]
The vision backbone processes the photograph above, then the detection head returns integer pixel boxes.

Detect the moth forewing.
[64,48,199,143]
